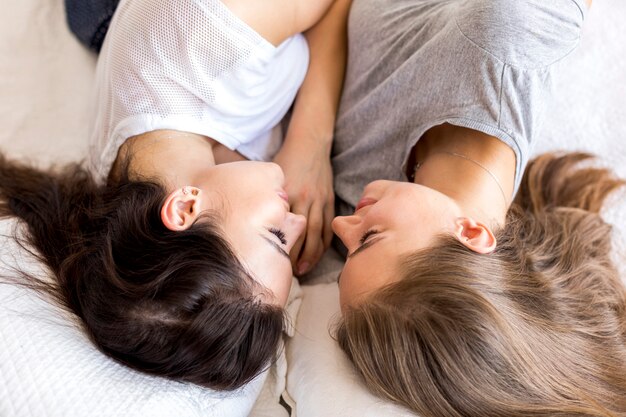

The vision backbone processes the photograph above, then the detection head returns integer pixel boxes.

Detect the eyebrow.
[260,235,291,260]
[347,236,385,259]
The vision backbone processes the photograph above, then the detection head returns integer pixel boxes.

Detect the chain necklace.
[412,151,508,206]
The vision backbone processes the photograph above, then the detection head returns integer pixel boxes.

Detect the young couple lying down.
[2,0,625,415]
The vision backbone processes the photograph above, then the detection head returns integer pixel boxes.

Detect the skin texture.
[332,124,513,307]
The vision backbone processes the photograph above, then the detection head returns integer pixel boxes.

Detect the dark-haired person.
[329,0,626,415]
[0,0,350,391]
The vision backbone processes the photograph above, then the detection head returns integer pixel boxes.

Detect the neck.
[116,130,217,189]
[412,124,516,227]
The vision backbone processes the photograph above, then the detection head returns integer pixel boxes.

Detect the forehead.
[243,240,292,281]
[339,237,407,305]
[229,225,290,264]
[231,231,293,302]
[339,225,451,304]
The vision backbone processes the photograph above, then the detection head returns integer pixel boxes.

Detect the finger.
[296,203,325,275]
[322,193,335,249]
[291,235,305,271]
[289,202,309,269]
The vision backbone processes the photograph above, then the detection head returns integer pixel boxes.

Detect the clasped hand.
[273,139,334,276]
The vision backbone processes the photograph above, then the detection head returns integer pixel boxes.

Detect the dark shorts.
[64,0,120,52]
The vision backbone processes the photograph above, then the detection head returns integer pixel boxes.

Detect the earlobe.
[161,186,202,231]
[453,217,497,254]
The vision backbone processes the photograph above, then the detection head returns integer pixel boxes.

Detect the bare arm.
[274,0,352,275]
[220,0,338,46]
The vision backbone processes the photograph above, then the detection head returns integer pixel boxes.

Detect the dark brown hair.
[0,154,284,390]
[337,153,626,416]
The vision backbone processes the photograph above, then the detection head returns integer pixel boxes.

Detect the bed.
[1,0,625,416]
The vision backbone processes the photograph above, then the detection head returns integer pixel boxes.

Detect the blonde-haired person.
[0,0,350,391]
[329,0,626,415]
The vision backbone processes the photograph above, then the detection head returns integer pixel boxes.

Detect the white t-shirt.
[89,0,309,180]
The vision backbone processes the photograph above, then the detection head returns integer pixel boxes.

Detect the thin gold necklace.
[412,151,508,206]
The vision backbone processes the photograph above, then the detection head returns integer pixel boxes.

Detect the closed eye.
[269,227,287,245]
[359,229,379,245]
[347,229,383,258]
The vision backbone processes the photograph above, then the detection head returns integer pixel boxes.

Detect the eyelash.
[359,229,379,245]
[269,228,287,245]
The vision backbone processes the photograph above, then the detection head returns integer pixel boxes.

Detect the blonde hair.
[336,153,626,416]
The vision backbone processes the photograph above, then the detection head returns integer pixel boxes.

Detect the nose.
[285,212,307,250]
[331,215,360,249]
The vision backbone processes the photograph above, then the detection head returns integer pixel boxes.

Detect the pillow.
[0,1,294,415]
[0,218,289,417]
[285,280,417,417]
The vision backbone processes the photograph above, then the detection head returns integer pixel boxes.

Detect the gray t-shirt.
[332,0,587,215]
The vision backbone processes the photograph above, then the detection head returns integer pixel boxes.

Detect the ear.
[453,217,497,254]
[161,186,202,231]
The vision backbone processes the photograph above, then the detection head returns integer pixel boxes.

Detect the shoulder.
[455,0,587,68]
[220,0,336,46]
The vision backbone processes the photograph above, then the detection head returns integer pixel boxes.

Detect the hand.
[273,141,334,276]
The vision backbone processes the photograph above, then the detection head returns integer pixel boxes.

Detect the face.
[331,180,462,308]
[196,161,306,306]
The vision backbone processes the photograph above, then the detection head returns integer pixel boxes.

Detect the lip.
[278,189,290,204]
[355,197,377,212]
